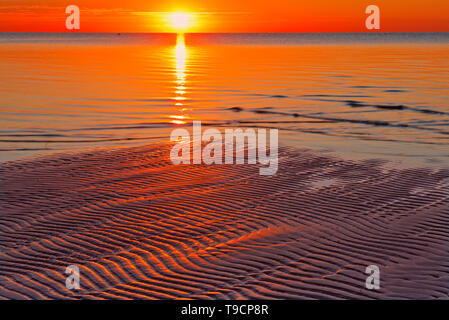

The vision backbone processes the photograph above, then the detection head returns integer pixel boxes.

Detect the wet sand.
[0,143,448,299]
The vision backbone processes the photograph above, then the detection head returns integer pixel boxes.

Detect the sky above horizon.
[0,0,448,33]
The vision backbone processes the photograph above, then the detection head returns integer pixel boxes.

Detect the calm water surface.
[0,33,448,164]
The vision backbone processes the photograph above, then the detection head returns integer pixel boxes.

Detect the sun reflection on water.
[170,34,188,125]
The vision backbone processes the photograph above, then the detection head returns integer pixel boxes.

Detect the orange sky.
[0,0,448,32]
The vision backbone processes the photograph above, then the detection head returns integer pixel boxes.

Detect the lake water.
[0,32,448,164]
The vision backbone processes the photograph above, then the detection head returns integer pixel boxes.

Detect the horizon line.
[1,31,449,34]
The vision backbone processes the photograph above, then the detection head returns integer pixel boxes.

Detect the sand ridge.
[0,143,448,299]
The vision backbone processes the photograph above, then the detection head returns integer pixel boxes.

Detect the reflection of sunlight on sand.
[170,34,188,125]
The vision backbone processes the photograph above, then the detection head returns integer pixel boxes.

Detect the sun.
[169,12,194,32]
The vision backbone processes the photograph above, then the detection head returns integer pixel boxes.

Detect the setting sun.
[168,12,194,32]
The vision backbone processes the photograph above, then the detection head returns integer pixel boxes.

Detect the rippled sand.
[1,143,448,299]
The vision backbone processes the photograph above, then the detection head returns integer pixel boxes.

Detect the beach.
[1,142,448,299]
